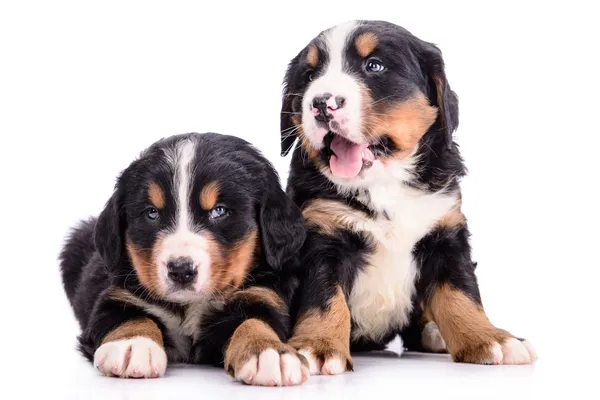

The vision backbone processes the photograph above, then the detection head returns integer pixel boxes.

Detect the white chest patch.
[346,177,457,342]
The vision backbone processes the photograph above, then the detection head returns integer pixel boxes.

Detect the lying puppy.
[59,132,309,386]
[279,20,537,374]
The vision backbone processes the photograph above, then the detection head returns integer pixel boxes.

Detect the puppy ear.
[94,185,126,270]
[280,54,301,157]
[418,42,459,150]
[258,171,306,269]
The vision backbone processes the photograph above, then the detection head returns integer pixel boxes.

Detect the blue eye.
[210,206,228,219]
[145,207,159,220]
[366,59,385,73]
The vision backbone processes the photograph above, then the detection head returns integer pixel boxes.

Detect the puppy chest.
[144,302,208,363]
[348,185,457,341]
[348,237,417,341]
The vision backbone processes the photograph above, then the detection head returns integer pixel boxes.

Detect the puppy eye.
[366,59,385,73]
[145,207,159,221]
[209,206,228,219]
[306,70,314,82]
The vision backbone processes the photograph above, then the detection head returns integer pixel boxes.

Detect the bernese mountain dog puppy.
[279,20,537,374]
[59,132,310,386]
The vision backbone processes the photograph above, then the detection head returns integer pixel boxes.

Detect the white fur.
[297,348,345,376]
[475,339,536,365]
[321,356,345,375]
[501,338,536,365]
[421,321,447,352]
[298,349,321,375]
[302,21,362,148]
[94,337,167,378]
[343,159,458,342]
[158,138,213,299]
[235,349,307,387]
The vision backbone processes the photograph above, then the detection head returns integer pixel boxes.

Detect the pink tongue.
[329,135,369,179]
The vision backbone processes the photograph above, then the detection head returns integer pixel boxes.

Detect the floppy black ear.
[418,41,459,150]
[258,173,306,269]
[280,54,301,157]
[94,184,127,271]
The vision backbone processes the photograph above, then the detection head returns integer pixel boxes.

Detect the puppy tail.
[58,217,98,305]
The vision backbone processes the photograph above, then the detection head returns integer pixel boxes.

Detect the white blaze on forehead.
[158,137,212,298]
[322,20,357,77]
[302,21,364,146]
[174,138,196,232]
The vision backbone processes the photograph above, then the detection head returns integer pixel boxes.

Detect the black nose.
[312,93,345,122]
[312,93,332,110]
[167,257,197,284]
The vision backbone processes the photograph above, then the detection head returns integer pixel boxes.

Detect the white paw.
[235,349,308,386]
[298,349,345,376]
[321,356,345,375]
[501,338,537,365]
[421,321,447,352]
[93,337,167,378]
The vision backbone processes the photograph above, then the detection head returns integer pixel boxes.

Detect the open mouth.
[323,132,376,179]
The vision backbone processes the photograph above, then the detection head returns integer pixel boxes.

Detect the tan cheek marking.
[366,92,438,159]
[307,45,318,68]
[231,287,286,312]
[355,32,378,57]
[209,230,258,292]
[429,284,512,361]
[148,182,165,209]
[288,285,353,370]
[102,318,164,349]
[227,230,258,288]
[126,238,163,297]
[200,181,220,211]
[294,124,321,167]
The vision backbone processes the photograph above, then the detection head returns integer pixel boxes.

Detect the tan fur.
[148,182,165,209]
[355,32,378,57]
[227,230,258,288]
[200,181,220,211]
[366,92,438,159]
[295,124,320,166]
[107,287,138,304]
[302,199,367,236]
[126,238,163,296]
[429,284,513,363]
[437,198,466,228]
[224,319,307,376]
[209,230,258,292]
[231,287,285,312]
[288,286,353,370]
[433,76,449,133]
[102,318,164,349]
[307,45,319,68]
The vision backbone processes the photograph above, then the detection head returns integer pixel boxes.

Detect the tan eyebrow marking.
[355,32,378,57]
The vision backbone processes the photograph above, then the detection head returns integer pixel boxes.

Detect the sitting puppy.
[279,20,537,374]
[59,132,309,386]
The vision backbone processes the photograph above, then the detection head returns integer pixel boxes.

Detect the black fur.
[59,132,306,371]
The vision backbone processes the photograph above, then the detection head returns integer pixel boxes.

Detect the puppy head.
[95,132,305,303]
[280,20,459,187]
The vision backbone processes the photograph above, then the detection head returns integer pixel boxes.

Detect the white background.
[1,1,599,398]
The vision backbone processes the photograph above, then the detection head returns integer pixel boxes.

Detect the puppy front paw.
[230,346,309,387]
[225,319,310,387]
[93,337,167,378]
[289,336,353,376]
[454,331,537,365]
